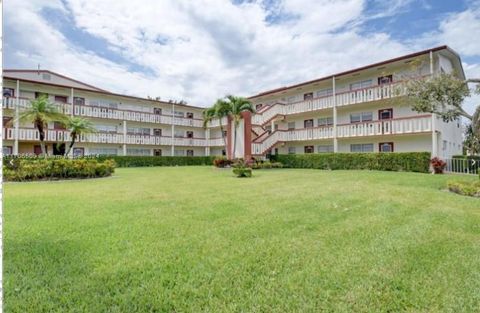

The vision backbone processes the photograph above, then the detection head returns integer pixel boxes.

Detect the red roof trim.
[249,45,460,99]
[3,74,205,110]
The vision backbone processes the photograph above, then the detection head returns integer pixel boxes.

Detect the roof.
[249,45,465,99]
[3,69,206,110]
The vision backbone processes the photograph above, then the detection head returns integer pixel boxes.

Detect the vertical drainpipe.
[14,80,20,155]
[123,120,127,156]
[171,103,175,156]
[430,51,437,158]
[332,76,338,153]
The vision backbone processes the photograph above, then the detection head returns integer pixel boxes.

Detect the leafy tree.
[406,73,480,153]
[63,116,96,156]
[203,99,230,155]
[18,95,67,156]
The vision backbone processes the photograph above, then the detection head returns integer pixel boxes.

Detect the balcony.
[3,128,218,147]
[336,115,432,138]
[2,98,204,128]
[251,115,432,155]
[252,81,405,125]
[207,117,228,128]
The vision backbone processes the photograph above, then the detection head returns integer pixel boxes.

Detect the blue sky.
[4,0,480,111]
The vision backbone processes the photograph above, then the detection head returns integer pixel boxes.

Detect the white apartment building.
[242,46,464,160]
[2,70,226,157]
[2,46,464,160]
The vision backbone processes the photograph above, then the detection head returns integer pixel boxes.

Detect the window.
[35,92,48,99]
[153,128,162,136]
[73,97,85,106]
[54,95,68,103]
[53,122,65,130]
[288,122,296,130]
[186,131,194,138]
[154,108,162,115]
[73,147,84,157]
[154,149,162,156]
[316,88,333,98]
[378,109,393,120]
[318,117,333,126]
[304,92,313,100]
[96,125,118,133]
[350,143,374,153]
[350,79,372,90]
[187,150,194,156]
[88,148,118,155]
[3,88,14,98]
[442,140,447,151]
[174,111,185,118]
[350,113,361,123]
[304,119,314,128]
[3,146,12,156]
[127,148,151,156]
[378,75,393,85]
[318,145,334,153]
[174,130,184,138]
[288,147,296,154]
[127,127,151,135]
[350,112,372,123]
[304,146,314,154]
[379,142,394,152]
[186,112,194,119]
[361,112,373,122]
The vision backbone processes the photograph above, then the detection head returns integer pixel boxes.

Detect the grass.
[4,167,480,312]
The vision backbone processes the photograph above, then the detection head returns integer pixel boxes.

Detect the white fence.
[444,158,479,175]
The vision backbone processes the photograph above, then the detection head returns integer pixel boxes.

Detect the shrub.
[431,157,447,174]
[3,157,116,181]
[213,156,233,168]
[95,155,216,167]
[271,152,431,173]
[447,180,480,197]
[251,160,283,169]
[232,159,252,177]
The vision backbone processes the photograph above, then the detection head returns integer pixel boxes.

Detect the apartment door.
[304,119,314,128]
[153,128,162,137]
[154,149,162,156]
[53,143,66,155]
[378,109,393,134]
[304,93,313,101]
[55,95,68,103]
[186,131,194,138]
[379,142,394,152]
[154,108,162,115]
[34,145,44,155]
[378,75,393,85]
[73,147,85,157]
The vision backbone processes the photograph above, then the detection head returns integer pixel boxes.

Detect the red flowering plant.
[430,157,447,174]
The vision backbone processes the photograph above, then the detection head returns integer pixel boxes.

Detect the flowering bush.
[213,156,233,168]
[430,157,447,174]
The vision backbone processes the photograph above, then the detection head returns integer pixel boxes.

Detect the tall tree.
[405,73,480,153]
[203,99,230,155]
[18,95,67,156]
[224,95,255,158]
[63,116,96,156]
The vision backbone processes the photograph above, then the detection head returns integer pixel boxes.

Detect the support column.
[13,80,20,155]
[242,111,252,161]
[70,88,74,116]
[205,128,210,156]
[171,103,175,156]
[123,120,127,156]
[430,51,437,157]
[332,76,338,153]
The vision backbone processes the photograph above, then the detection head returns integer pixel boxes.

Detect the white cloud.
[4,0,480,109]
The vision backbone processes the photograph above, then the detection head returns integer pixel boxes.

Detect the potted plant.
[430,157,447,174]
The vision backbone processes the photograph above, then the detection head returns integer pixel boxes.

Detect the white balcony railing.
[252,115,431,155]
[252,81,405,125]
[208,138,225,147]
[208,117,228,128]
[336,115,431,138]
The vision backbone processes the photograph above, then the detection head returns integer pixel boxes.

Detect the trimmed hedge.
[447,180,480,197]
[4,157,116,181]
[95,156,216,167]
[270,152,431,173]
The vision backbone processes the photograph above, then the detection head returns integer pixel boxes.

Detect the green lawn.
[4,167,480,312]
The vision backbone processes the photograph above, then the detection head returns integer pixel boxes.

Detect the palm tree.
[203,99,230,155]
[19,95,67,156]
[63,116,97,156]
[225,95,255,158]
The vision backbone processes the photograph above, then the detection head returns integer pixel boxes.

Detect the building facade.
[2,46,464,159]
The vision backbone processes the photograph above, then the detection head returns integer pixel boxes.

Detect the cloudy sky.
[4,0,480,110]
